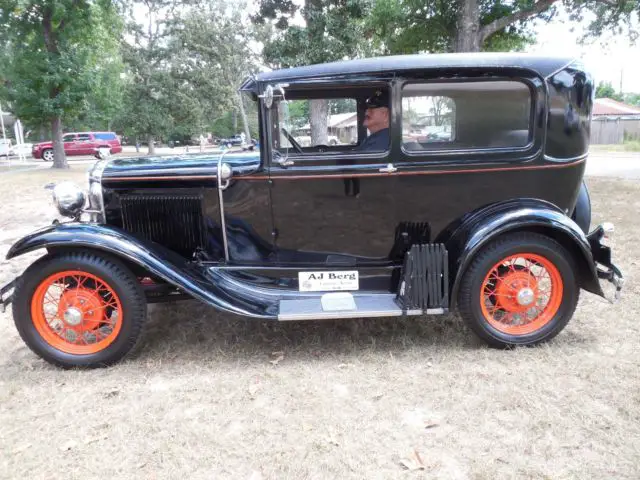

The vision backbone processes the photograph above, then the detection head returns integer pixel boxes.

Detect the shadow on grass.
[136,299,481,364]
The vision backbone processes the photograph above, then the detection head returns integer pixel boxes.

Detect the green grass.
[590,140,640,152]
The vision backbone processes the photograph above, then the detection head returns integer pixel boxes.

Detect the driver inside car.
[357,90,390,151]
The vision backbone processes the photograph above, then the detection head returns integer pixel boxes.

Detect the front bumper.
[588,224,624,301]
[0,277,17,313]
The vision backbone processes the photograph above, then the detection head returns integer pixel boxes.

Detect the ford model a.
[0,53,623,368]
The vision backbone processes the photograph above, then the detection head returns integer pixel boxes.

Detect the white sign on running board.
[298,271,359,292]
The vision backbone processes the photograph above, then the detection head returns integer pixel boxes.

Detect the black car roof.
[242,52,576,90]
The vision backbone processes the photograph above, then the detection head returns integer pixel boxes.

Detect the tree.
[596,81,623,101]
[174,1,260,143]
[117,0,203,154]
[0,0,122,168]
[254,0,372,144]
[367,0,640,54]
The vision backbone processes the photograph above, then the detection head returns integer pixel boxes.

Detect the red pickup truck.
[32,132,123,161]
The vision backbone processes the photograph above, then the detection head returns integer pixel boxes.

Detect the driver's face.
[364,106,389,134]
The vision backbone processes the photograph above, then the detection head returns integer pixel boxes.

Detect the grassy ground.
[590,141,640,152]
[0,167,638,479]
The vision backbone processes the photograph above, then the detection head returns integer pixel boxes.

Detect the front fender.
[446,200,602,309]
[7,222,275,319]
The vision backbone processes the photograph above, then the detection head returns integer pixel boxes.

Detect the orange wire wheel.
[480,253,563,335]
[30,270,123,355]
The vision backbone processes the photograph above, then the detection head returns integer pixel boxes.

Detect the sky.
[524,8,639,93]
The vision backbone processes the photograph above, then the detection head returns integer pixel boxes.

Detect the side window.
[63,134,76,142]
[77,134,91,142]
[95,133,115,141]
[276,98,358,151]
[402,80,532,152]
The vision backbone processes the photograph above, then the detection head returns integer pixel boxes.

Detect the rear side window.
[77,134,91,141]
[94,133,116,140]
[402,80,532,152]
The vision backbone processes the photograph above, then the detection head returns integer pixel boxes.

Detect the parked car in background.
[32,132,122,161]
[220,134,244,146]
[0,139,12,157]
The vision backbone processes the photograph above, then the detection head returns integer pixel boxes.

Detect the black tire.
[42,149,54,162]
[457,232,579,348]
[571,180,591,234]
[12,251,147,368]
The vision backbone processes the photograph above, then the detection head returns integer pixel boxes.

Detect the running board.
[278,293,444,321]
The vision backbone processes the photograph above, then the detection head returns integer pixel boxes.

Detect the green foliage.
[596,81,623,100]
[623,93,640,106]
[254,0,374,67]
[0,1,121,128]
[115,0,259,144]
[366,0,639,54]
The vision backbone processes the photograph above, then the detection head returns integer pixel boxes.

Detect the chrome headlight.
[52,181,86,217]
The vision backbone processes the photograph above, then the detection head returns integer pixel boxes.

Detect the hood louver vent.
[120,194,205,258]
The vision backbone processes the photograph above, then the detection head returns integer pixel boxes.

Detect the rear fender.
[442,199,602,310]
[6,222,275,319]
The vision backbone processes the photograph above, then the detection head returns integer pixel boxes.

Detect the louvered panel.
[120,194,205,258]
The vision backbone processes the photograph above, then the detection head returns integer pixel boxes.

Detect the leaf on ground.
[136,462,147,469]
[325,428,340,447]
[270,351,285,366]
[424,423,439,429]
[85,434,108,445]
[400,449,426,471]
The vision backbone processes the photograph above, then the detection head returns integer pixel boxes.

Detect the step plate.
[278,294,423,321]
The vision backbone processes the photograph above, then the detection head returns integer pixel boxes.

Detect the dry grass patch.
[0,170,639,479]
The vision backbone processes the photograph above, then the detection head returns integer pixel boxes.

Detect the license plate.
[298,271,359,292]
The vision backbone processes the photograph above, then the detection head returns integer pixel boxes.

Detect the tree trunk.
[148,135,155,155]
[51,116,68,169]
[310,99,329,146]
[237,92,252,143]
[454,0,482,52]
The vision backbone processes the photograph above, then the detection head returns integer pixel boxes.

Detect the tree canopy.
[0,0,122,167]
[1,0,639,167]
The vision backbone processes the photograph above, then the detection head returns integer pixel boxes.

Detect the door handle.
[379,163,397,173]
[278,157,294,167]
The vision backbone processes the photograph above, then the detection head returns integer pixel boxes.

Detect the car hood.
[101,151,262,182]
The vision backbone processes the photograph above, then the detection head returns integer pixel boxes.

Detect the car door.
[62,134,77,155]
[75,133,93,155]
[267,85,402,266]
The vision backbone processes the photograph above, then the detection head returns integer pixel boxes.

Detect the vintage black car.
[0,53,623,368]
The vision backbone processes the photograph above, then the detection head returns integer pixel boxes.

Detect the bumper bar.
[0,278,17,313]
[588,224,624,303]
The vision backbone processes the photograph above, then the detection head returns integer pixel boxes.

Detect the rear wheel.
[42,149,54,162]
[12,252,147,368]
[457,232,579,347]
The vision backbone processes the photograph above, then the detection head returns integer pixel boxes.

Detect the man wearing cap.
[357,90,390,151]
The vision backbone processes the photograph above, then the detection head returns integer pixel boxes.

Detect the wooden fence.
[591,117,640,144]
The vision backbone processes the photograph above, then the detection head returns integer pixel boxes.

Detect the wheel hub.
[495,270,539,313]
[57,288,106,331]
[63,307,83,326]
[516,287,535,306]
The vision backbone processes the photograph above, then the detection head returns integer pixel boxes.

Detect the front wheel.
[457,232,579,348]
[12,251,147,368]
[42,149,54,162]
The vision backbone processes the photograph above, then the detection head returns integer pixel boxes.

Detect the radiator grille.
[120,194,205,258]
